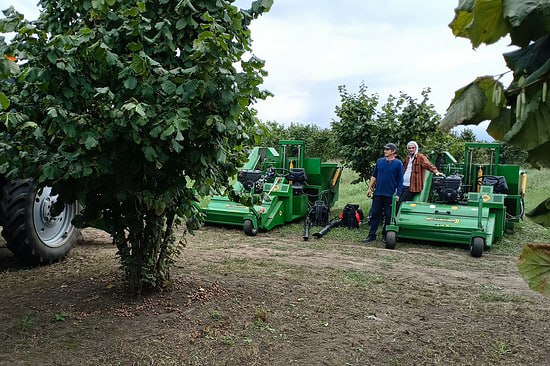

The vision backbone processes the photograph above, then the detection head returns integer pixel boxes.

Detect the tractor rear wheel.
[470,237,485,258]
[0,179,79,265]
[243,219,257,236]
[385,231,397,249]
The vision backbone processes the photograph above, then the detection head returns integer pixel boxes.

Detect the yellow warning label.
[426,217,460,224]
[482,194,491,202]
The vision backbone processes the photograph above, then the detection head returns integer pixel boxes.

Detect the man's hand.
[435,171,444,176]
[367,187,373,198]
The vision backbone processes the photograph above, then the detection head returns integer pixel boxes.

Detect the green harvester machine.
[385,142,527,257]
[202,140,342,235]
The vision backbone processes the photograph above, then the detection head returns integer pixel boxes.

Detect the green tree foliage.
[260,121,338,161]
[0,0,272,294]
[457,128,477,142]
[443,0,550,295]
[499,141,529,165]
[331,83,448,182]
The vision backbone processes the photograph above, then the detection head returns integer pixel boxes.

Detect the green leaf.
[21,121,38,129]
[143,146,157,162]
[518,243,550,296]
[105,50,118,66]
[124,76,137,89]
[505,0,550,47]
[161,80,177,95]
[468,0,509,47]
[123,7,139,17]
[503,36,550,84]
[135,104,146,117]
[440,82,487,130]
[449,0,509,48]
[526,198,550,227]
[95,87,110,94]
[83,166,93,176]
[160,125,175,139]
[0,92,10,110]
[131,55,146,74]
[84,136,98,149]
[504,87,550,151]
[47,108,58,118]
[527,141,550,167]
[449,6,474,38]
[127,42,143,52]
[92,0,105,10]
[487,109,513,141]
[176,18,186,30]
[47,52,57,64]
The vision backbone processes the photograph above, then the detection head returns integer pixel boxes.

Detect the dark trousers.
[368,195,393,238]
[400,186,416,202]
[398,186,417,211]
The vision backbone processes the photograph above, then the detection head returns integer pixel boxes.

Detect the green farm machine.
[386,142,526,257]
[202,140,342,235]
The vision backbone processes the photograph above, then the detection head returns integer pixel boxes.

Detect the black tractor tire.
[0,179,79,265]
[385,231,397,250]
[243,219,258,236]
[470,237,485,258]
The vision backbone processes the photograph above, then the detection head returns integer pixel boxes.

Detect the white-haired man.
[402,140,442,202]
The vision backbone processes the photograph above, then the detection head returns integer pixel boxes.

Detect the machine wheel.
[243,219,257,236]
[470,237,485,258]
[385,231,397,250]
[0,179,79,265]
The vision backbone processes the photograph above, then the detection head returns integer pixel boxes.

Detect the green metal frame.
[202,140,342,235]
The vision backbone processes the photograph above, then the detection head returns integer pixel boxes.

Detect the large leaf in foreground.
[440,76,502,130]
[502,88,550,152]
[505,0,550,47]
[526,197,550,227]
[449,0,509,48]
[518,243,550,296]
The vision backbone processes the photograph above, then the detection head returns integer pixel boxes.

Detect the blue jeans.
[368,195,393,238]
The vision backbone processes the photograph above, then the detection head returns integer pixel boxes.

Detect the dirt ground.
[1,224,549,366]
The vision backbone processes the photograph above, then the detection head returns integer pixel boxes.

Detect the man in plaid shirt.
[401,141,442,203]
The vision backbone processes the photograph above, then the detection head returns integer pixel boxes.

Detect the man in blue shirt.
[363,143,403,243]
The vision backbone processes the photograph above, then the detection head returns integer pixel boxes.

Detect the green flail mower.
[385,142,527,257]
[201,140,342,236]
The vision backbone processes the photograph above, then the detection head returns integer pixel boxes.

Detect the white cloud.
[243,1,515,140]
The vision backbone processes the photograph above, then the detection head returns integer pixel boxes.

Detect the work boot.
[362,236,376,243]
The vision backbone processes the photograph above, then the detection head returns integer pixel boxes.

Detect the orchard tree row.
[260,84,528,183]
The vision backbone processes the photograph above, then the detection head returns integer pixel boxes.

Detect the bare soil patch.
[1,225,549,366]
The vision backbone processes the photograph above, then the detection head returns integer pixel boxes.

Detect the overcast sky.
[8,0,515,140]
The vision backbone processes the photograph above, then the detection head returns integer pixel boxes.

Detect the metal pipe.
[477,195,483,229]
[489,149,495,175]
[467,148,474,189]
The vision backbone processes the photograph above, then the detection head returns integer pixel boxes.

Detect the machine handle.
[435,210,451,215]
